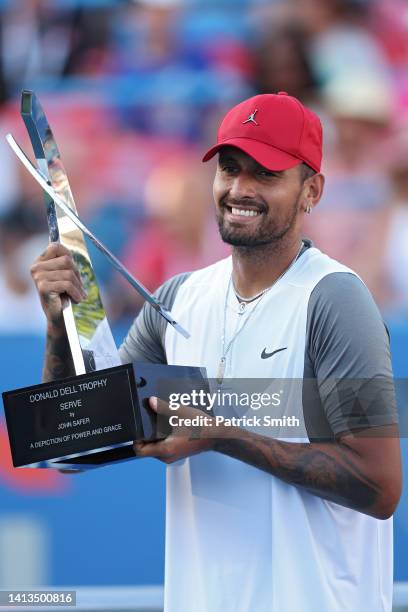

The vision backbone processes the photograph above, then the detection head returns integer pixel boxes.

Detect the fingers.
[31,242,87,314]
[35,268,82,285]
[133,441,149,457]
[38,279,86,304]
[133,438,174,462]
[38,242,71,261]
[148,396,172,417]
[32,248,80,280]
[148,396,204,421]
[31,258,84,295]
[33,256,81,279]
[133,440,159,458]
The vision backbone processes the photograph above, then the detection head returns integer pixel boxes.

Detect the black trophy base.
[2,362,209,470]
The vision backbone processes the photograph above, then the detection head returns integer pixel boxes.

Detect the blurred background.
[1,0,408,609]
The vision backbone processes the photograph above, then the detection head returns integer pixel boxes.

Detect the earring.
[306,204,312,214]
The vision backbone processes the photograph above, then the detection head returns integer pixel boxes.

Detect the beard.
[216,196,300,248]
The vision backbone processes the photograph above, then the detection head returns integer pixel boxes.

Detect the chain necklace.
[234,286,269,303]
[216,241,304,384]
[233,284,272,315]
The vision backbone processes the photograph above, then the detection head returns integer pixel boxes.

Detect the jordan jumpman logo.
[243,109,259,125]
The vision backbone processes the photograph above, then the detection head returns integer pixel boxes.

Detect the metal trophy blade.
[12,91,189,377]
[19,91,119,374]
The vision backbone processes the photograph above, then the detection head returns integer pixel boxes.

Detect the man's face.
[213,147,305,248]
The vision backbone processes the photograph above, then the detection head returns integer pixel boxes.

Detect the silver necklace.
[233,284,271,315]
[216,241,304,384]
[234,286,269,303]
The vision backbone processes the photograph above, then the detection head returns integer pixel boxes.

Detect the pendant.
[238,302,246,315]
[217,357,226,384]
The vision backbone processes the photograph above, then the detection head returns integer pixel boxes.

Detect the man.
[31,93,401,612]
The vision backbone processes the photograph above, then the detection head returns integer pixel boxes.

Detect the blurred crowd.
[1,0,408,334]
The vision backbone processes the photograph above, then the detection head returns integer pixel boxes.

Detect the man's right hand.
[30,242,87,326]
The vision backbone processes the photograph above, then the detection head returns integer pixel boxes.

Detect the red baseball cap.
[202,92,322,173]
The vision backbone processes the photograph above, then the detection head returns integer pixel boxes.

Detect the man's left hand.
[133,397,215,464]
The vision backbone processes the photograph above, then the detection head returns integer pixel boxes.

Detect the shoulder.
[307,272,384,336]
[305,271,391,378]
[155,271,193,305]
[297,242,382,331]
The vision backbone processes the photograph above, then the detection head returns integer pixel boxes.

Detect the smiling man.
[32,93,401,612]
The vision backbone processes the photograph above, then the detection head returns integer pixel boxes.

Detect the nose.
[228,172,257,201]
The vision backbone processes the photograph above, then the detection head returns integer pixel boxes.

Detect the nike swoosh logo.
[261,347,287,359]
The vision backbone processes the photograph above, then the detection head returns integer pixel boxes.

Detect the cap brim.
[202,138,302,171]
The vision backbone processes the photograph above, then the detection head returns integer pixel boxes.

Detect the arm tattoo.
[42,319,75,382]
[214,434,380,515]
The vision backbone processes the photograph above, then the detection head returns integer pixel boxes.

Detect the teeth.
[231,207,259,217]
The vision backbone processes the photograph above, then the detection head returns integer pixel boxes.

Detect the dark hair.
[300,163,317,183]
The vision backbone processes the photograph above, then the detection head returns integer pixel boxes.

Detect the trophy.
[2,91,208,470]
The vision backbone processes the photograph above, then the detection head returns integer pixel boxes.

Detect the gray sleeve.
[303,272,398,437]
[118,272,191,365]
